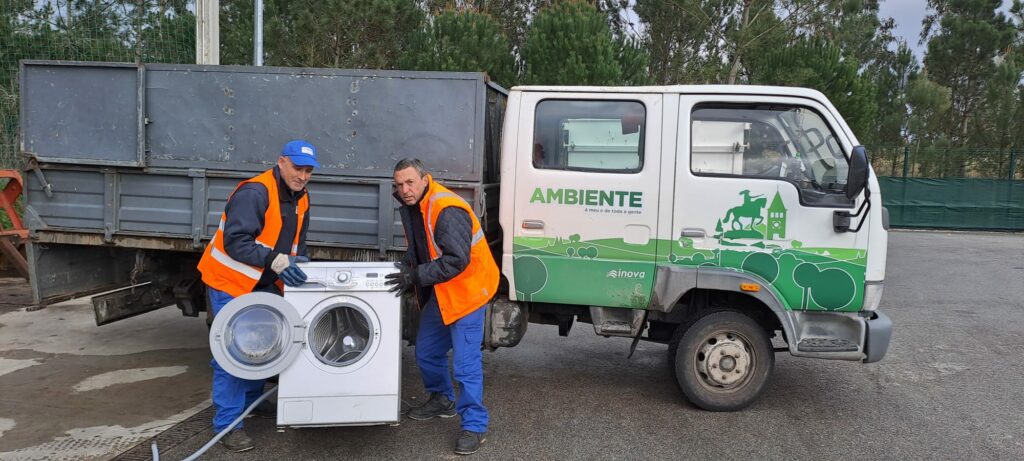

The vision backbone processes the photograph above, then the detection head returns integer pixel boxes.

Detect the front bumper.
[862,309,892,363]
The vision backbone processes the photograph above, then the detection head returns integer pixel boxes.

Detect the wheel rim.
[693,330,755,391]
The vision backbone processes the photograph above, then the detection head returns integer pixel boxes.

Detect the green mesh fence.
[0,0,196,168]
[879,178,1024,231]
[871,145,1022,180]
[874,146,1022,230]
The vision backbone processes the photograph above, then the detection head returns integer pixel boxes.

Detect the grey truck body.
[19,61,505,320]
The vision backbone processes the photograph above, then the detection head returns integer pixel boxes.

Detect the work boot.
[454,430,487,455]
[407,393,456,420]
[220,428,254,453]
[249,400,277,419]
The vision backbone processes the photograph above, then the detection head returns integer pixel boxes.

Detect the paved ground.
[1,230,1022,460]
[0,281,211,460]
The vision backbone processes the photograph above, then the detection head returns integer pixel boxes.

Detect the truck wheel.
[670,311,773,411]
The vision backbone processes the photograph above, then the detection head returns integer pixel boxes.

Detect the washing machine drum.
[309,304,373,367]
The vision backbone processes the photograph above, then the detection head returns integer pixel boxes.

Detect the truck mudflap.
[484,298,529,349]
[862,310,893,363]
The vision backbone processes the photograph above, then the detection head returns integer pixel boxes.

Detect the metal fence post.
[902,146,910,178]
[254,0,264,66]
[1010,148,1017,181]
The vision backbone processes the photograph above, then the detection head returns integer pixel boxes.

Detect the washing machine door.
[209,292,306,380]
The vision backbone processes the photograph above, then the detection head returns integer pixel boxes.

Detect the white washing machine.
[209,261,401,427]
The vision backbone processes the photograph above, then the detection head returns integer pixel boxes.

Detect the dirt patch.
[0,277,32,311]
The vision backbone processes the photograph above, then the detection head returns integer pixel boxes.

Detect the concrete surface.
[1,230,1023,460]
[0,280,211,461]
[156,230,1024,460]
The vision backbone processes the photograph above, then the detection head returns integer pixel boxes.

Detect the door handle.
[522,220,545,230]
[681,228,706,238]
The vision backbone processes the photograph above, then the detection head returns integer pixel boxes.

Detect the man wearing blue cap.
[197,139,320,452]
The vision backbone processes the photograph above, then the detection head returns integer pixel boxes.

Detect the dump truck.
[18,60,891,410]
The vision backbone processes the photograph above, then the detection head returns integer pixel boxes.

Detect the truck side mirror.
[834,145,871,233]
[846,145,869,200]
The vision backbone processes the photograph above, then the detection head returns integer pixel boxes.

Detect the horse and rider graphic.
[724,190,767,231]
[714,189,769,240]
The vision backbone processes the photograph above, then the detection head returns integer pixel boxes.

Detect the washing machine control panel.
[328,268,395,291]
[293,263,399,292]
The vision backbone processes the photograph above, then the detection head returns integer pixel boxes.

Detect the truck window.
[690,104,851,205]
[533,100,645,173]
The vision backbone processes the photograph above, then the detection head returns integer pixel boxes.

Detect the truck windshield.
[690,104,850,204]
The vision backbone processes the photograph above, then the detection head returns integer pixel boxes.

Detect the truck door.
[673,95,868,311]
[509,93,662,308]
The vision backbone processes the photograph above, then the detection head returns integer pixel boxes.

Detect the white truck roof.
[510,84,828,100]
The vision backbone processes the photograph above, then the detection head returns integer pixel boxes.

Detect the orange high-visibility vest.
[198,169,309,297]
[419,177,499,325]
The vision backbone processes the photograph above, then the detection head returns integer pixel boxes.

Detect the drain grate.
[112,406,215,461]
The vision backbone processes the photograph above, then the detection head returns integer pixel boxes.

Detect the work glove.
[384,262,418,295]
[271,254,310,287]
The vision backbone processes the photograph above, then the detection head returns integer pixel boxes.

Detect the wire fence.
[1,0,196,168]
[870,145,1022,180]
[2,1,1022,184]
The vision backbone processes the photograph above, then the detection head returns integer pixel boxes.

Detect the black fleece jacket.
[395,181,473,307]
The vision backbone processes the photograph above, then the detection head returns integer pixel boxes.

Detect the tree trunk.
[727,0,751,85]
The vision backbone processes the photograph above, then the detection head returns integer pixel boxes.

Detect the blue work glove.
[272,254,309,287]
[384,262,418,294]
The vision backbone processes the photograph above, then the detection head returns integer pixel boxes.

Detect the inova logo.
[606,269,646,279]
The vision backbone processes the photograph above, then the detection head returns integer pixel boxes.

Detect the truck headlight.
[862,281,884,312]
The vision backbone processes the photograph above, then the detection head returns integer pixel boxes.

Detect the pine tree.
[922,0,1015,149]
[522,1,649,85]
[401,9,516,86]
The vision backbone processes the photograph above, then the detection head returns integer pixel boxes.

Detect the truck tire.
[670,311,773,411]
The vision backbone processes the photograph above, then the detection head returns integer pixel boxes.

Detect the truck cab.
[497,86,891,411]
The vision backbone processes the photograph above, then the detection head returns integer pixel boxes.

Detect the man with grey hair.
[387,158,499,455]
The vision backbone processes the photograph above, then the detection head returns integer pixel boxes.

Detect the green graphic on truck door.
[513,237,657,308]
[513,190,866,312]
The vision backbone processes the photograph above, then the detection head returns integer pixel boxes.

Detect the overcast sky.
[879,0,1015,59]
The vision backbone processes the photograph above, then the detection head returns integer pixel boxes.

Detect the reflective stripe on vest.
[208,245,262,280]
[424,191,485,257]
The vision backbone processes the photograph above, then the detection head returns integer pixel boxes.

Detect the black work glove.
[384,262,418,294]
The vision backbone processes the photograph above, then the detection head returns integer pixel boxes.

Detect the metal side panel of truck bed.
[19,61,506,307]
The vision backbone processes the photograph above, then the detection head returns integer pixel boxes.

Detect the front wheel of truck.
[670,311,774,411]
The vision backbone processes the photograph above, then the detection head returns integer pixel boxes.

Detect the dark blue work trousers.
[208,287,267,432]
[416,294,489,433]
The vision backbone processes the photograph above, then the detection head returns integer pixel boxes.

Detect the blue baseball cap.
[281,140,320,169]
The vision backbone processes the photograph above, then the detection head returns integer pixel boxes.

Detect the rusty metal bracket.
[1,170,25,231]
[0,169,29,280]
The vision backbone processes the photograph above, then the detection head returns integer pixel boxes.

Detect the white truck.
[19,62,890,411]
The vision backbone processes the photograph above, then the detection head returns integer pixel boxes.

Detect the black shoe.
[454,430,487,455]
[249,400,277,419]
[407,393,456,420]
[220,428,254,453]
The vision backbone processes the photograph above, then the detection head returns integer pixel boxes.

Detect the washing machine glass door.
[209,292,305,380]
